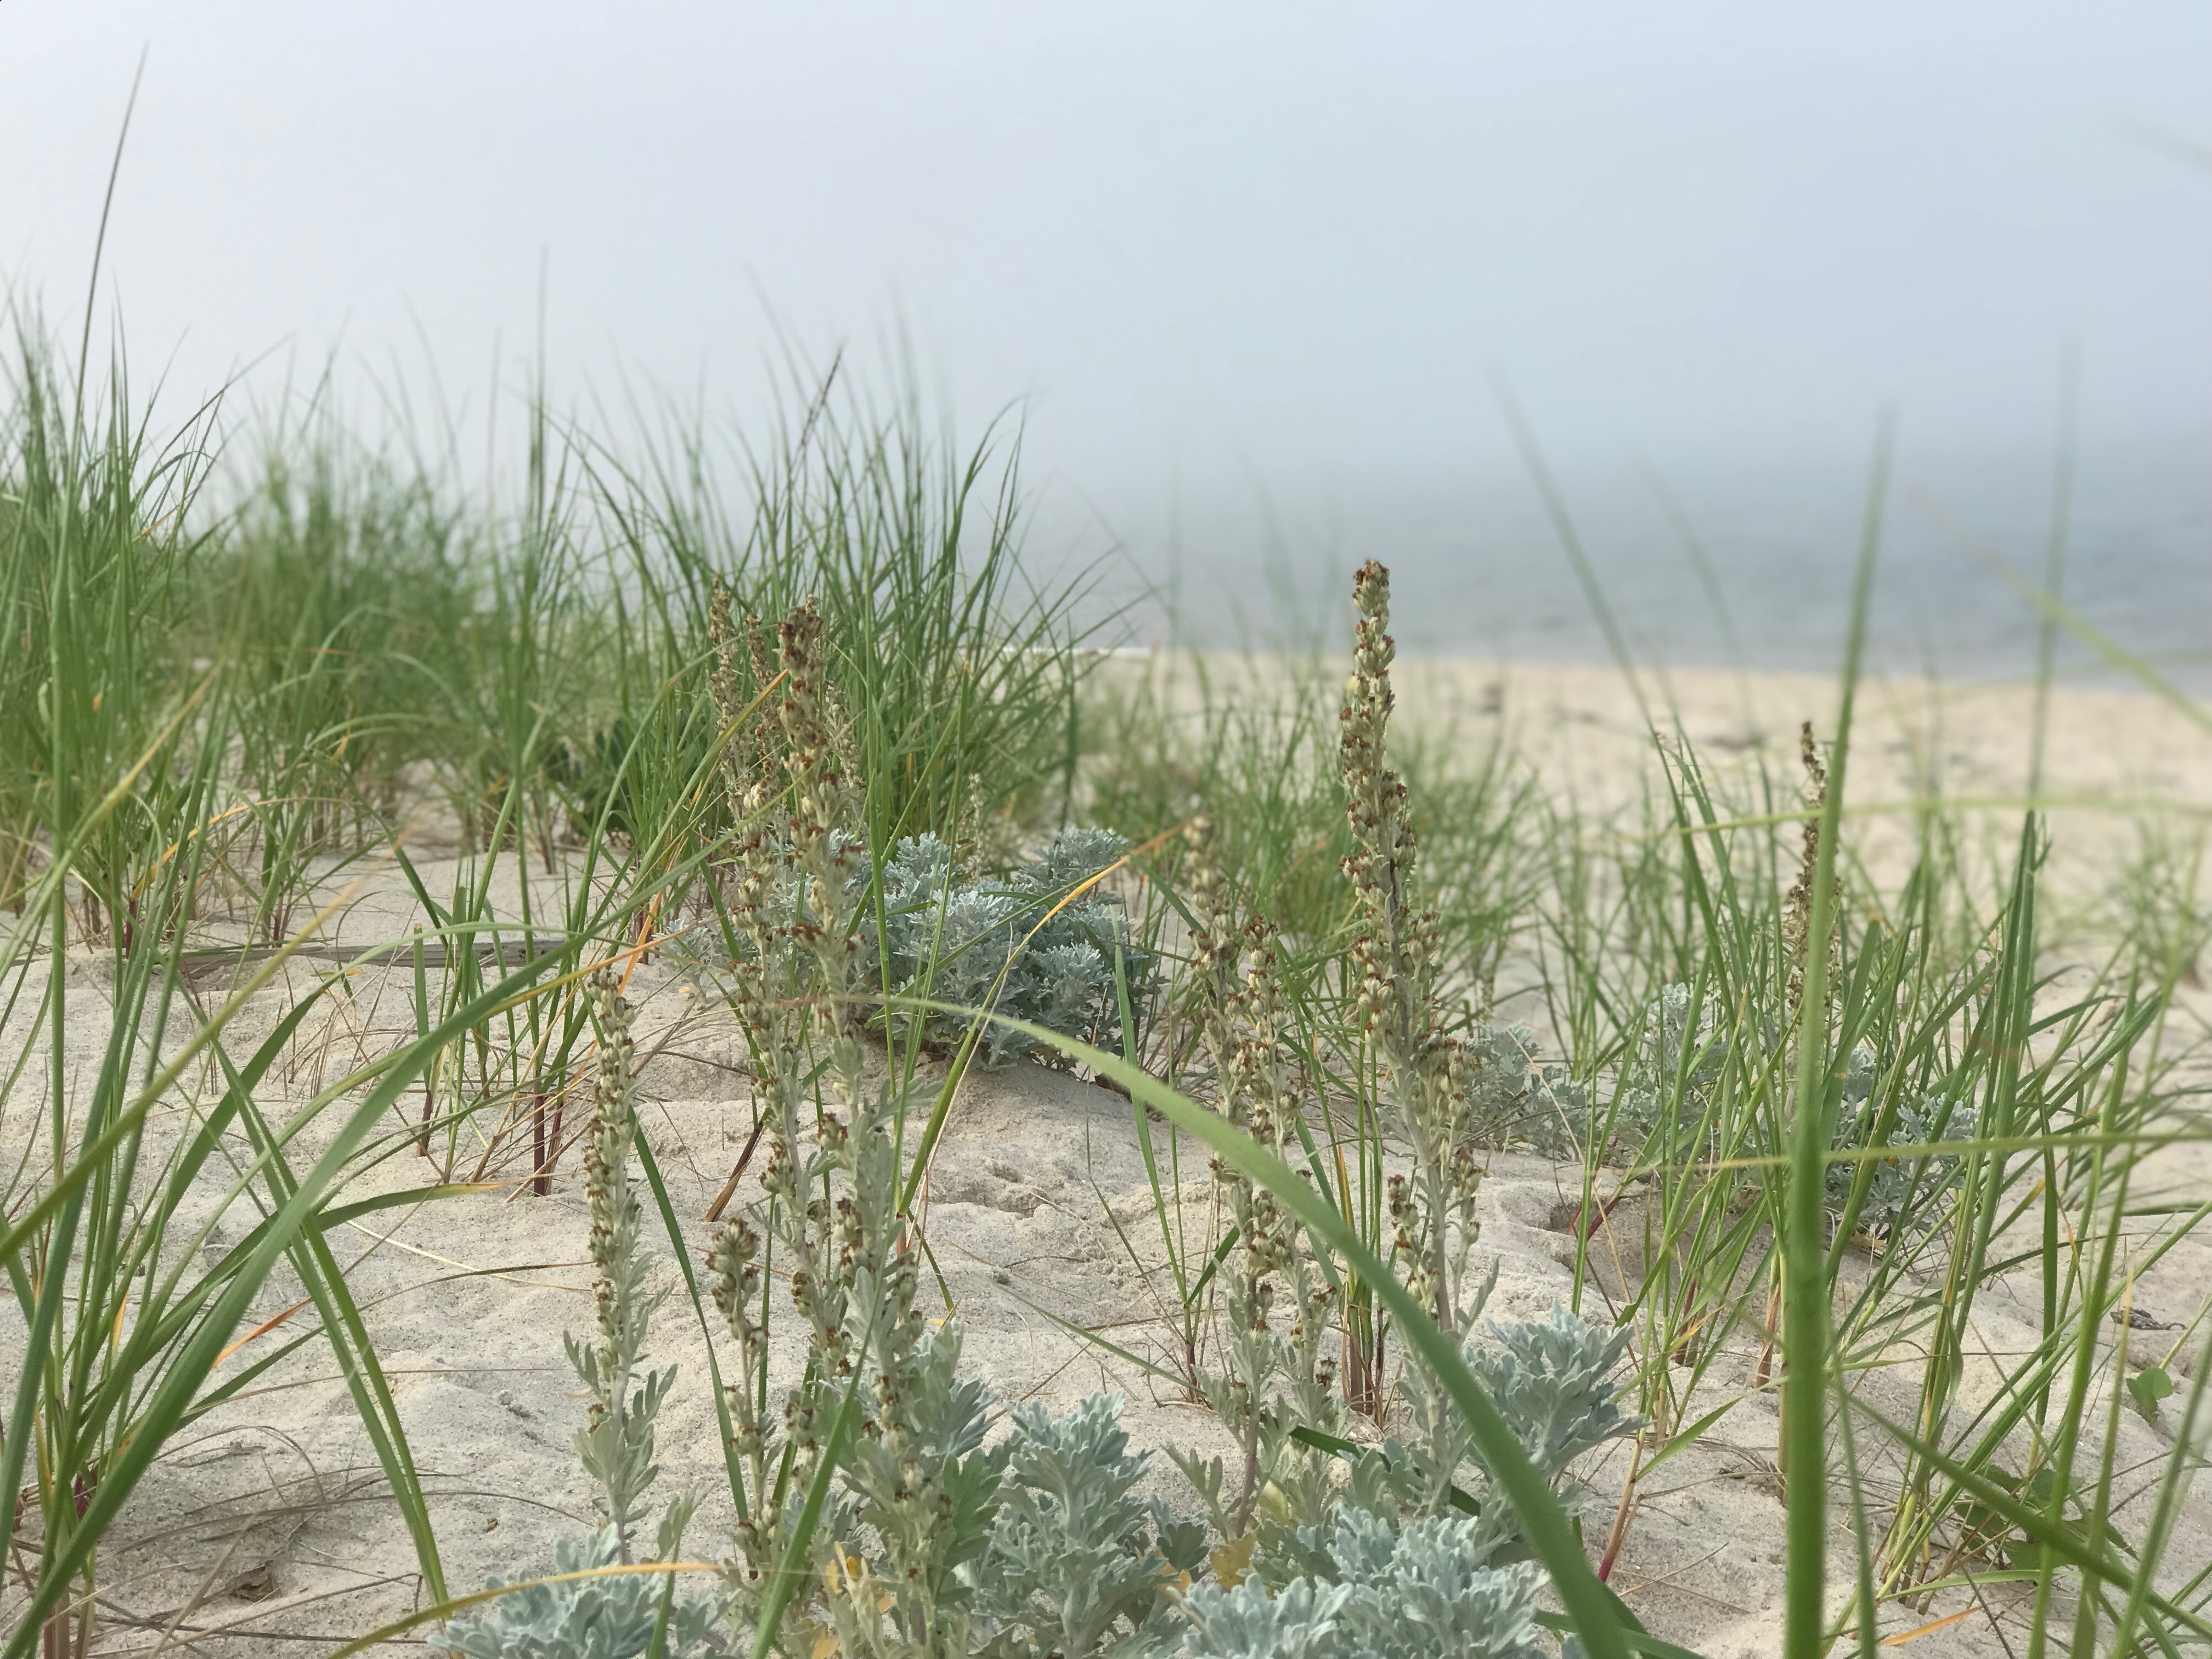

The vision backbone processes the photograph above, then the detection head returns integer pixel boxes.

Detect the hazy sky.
[4,4,2208,541]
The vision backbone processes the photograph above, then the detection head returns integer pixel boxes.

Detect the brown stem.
[1580,1185,1634,1244]
[705,1113,770,1222]
[1751,1269,1783,1391]
[1598,1434,1644,1582]
[1343,1293,1386,1421]
[544,1091,567,1191]
[528,1086,548,1197]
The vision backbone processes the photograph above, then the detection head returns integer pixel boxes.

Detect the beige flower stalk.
[1185,817,1338,1526]
[1337,558,1480,1330]
[583,970,644,1358]
[566,970,669,1559]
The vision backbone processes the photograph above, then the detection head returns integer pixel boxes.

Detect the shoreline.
[1100,651,2212,891]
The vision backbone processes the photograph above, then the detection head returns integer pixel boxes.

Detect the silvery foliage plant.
[1185,1510,1548,1659]
[430,1528,718,1659]
[786,1327,1202,1659]
[1461,1020,1587,1154]
[963,1394,1208,1659]
[865,826,1157,1066]
[1538,982,1729,1166]
[1824,1046,1978,1237]
[1294,1291,1638,1544]
[1523,980,1979,1239]
[1211,1296,1636,1659]
[1465,1308,1639,1488]
[689,818,1153,1070]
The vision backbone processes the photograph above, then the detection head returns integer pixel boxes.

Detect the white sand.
[7,662,2209,1657]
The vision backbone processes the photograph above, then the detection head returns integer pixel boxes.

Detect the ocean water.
[1064,437,2211,689]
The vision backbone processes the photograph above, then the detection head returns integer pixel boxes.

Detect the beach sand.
[6,661,2208,1657]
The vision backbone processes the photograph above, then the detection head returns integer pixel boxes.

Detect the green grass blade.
[633,1131,750,1518]
[216,1041,453,1602]
[1781,417,1889,1657]
[4,943,568,1659]
[1845,1395,2212,1644]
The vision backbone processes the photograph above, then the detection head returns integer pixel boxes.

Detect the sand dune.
[7,663,2208,1657]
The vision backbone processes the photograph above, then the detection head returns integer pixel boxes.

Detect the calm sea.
[1062,437,2211,690]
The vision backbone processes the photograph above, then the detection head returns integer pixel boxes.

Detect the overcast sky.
[4,4,2208,547]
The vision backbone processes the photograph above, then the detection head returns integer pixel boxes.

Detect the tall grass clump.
[203,421,478,932]
[0,337,216,939]
[0,343,610,1659]
[594,371,1102,864]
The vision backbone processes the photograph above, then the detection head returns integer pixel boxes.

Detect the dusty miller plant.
[1184,1305,1634,1659]
[865,826,1155,1067]
[1184,1509,1549,1659]
[432,1528,719,1659]
[1825,1046,1978,1238]
[695,578,1152,1069]
[1540,977,1979,1240]
[1173,1304,1634,1657]
[1273,1284,1638,1544]
[1542,981,1729,1167]
[964,1393,1209,1659]
[1462,1020,1587,1157]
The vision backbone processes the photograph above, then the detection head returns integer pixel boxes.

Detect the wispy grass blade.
[1781,415,1889,1658]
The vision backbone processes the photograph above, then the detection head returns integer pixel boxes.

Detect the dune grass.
[1,325,2208,1658]
[0,334,1108,1658]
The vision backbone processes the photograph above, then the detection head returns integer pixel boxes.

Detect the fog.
[4,4,2208,662]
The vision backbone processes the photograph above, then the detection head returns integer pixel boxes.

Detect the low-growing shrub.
[865,826,1158,1066]
[1185,1510,1548,1659]
[431,1527,719,1659]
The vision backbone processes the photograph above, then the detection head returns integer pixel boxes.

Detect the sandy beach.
[7,660,2209,1658]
